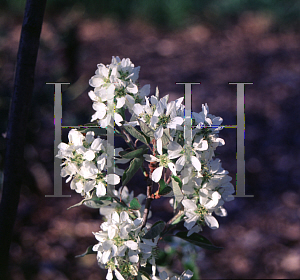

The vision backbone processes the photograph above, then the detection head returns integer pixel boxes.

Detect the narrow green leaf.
[75,245,97,258]
[158,179,172,196]
[137,270,152,280]
[123,124,149,145]
[119,145,148,159]
[171,177,183,203]
[143,221,166,239]
[171,213,184,225]
[129,197,142,210]
[122,170,127,181]
[84,195,113,209]
[67,198,86,210]
[138,120,154,138]
[175,232,223,251]
[122,157,144,186]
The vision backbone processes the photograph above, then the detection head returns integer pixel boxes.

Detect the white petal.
[133,103,144,116]
[128,250,139,263]
[120,211,129,222]
[157,138,162,155]
[116,97,126,109]
[124,240,138,250]
[108,226,117,240]
[151,166,163,182]
[143,154,159,162]
[106,174,120,185]
[167,141,182,152]
[167,117,184,129]
[156,101,164,115]
[126,82,138,94]
[191,156,201,171]
[106,269,113,280]
[182,199,197,211]
[114,269,125,280]
[187,225,202,237]
[91,138,103,151]
[175,155,186,171]
[89,76,104,88]
[184,216,197,230]
[167,162,177,175]
[83,150,95,161]
[204,215,219,229]
[84,180,95,193]
[154,126,163,140]
[96,182,106,197]
[114,113,123,126]
[139,84,150,98]
[88,90,98,101]
[101,249,111,264]
[112,211,120,224]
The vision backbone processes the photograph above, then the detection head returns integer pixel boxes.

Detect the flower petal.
[151,166,163,182]
[157,138,162,155]
[167,162,177,175]
[204,215,219,229]
[154,126,163,140]
[191,156,201,171]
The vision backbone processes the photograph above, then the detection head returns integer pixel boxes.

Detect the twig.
[141,175,153,229]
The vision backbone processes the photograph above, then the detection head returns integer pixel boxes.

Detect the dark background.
[0,0,300,279]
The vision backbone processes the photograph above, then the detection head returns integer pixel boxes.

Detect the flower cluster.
[57,56,236,280]
[88,56,150,127]
[93,210,158,280]
[57,129,124,197]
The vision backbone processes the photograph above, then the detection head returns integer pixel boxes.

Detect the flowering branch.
[56,56,235,280]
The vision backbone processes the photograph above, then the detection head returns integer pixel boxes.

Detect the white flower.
[167,141,204,172]
[182,191,221,235]
[144,151,177,183]
[68,129,84,146]
[150,99,183,140]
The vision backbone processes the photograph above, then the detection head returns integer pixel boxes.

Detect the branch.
[141,175,153,229]
[0,0,47,276]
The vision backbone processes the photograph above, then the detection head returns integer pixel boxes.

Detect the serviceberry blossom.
[92,210,158,280]
[88,56,150,128]
[56,129,121,197]
[143,150,177,183]
[57,56,235,280]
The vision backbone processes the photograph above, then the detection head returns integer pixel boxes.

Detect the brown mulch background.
[1,10,300,279]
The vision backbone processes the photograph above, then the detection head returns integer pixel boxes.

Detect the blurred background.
[0,0,300,279]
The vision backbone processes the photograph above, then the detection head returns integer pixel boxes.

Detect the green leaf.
[138,120,154,138]
[67,199,86,210]
[171,175,182,188]
[122,157,144,186]
[137,270,152,280]
[171,177,183,203]
[84,195,114,209]
[119,145,148,159]
[161,128,172,148]
[123,124,149,145]
[171,212,184,225]
[129,197,142,210]
[75,245,97,258]
[143,221,166,239]
[175,232,223,251]
[158,179,173,196]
